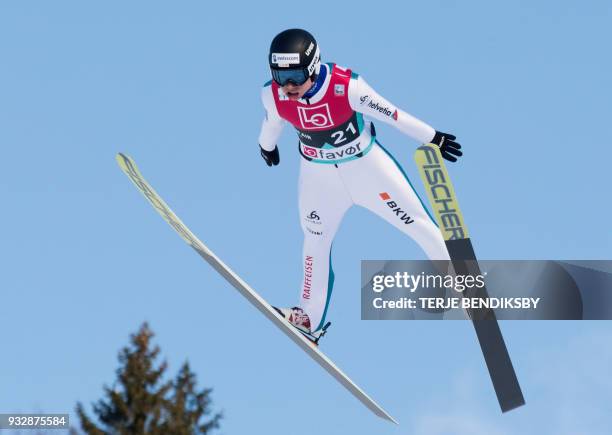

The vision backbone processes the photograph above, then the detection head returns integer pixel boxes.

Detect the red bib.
[272,64,353,133]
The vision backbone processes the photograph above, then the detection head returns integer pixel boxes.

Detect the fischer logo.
[303,256,314,299]
[419,147,466,240]
[379,192,415,224]
[367,100,398,120]
[297,103,334,129]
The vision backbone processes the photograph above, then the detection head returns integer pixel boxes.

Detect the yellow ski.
[415,144,525,413]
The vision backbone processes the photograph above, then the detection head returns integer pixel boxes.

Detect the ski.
[414,144,525,413]
[116,153,398,425]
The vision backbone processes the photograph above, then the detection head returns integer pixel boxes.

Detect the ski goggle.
[271,68,310,87]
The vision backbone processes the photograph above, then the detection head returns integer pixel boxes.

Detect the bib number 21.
[330,122,357,145]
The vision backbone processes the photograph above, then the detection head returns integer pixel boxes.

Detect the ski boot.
[273,306,331,346]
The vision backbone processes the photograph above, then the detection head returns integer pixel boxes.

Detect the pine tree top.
[76,323,221,435]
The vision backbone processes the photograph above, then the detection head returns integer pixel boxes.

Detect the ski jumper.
[258,63,450,331]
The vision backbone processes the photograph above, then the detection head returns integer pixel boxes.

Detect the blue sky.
[0,1,610,434]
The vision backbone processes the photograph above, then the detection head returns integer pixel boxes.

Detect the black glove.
[431,131,462,162]
[260,145,280,166]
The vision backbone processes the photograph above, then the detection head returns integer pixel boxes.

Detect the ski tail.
[414,144,525,413]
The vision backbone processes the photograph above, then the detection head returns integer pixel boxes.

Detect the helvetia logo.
[379,192,415,224]
[367,100,396,120]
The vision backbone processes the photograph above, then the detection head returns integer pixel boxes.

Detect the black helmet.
[269,28,321,86]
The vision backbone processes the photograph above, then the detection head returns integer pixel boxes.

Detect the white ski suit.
[258,63,450,331]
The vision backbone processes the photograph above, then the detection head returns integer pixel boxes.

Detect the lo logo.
[297,104,334,129]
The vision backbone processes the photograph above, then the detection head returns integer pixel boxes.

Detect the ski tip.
[116,153,139,175]
[116,152,130,164]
